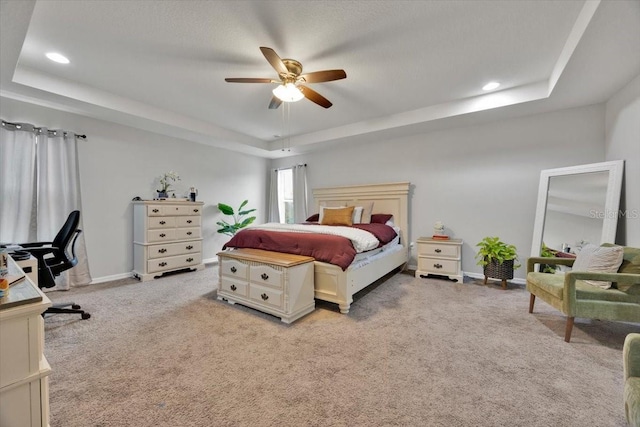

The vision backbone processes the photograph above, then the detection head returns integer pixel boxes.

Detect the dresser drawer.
[176,216,200,227]
[418,257,459,276]
[168,205,201,216]
[147,253,202,273]
[175,227,200,240]
[147,205,165,216]
[220,278,248,297]
[148,240,202,259]
[250,264,283,289]
[148,229,176,242]
[220,258,248,279]
[249,284,283,310]
[417,242,459,258]
[148,217,176,229]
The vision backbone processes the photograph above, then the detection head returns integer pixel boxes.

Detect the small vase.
[157,191,168,199]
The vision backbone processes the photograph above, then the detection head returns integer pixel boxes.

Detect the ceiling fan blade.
[225,78,274,83]
[299,85,332,108]
[260,47,289,76]
[299,69,347,83]
[268,96,283,109]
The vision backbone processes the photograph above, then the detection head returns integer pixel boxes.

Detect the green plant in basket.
[475,236,520,269]
[216,200,256,236]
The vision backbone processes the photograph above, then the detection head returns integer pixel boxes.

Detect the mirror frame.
[530,160,624,257]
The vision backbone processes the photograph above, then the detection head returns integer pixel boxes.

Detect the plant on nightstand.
[475,236,520,289]
[216,200,256,236]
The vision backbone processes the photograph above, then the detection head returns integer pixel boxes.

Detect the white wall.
[1,97,269,282]
[605,73,640,246]
[272,104,606,279]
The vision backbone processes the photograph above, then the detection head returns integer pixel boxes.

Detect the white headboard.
[312,182,410,247]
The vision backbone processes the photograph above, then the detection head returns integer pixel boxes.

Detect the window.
[277,168,294,223]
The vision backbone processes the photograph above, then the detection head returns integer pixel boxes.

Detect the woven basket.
[483,259,514,280]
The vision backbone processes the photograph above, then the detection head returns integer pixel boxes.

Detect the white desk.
[0,256,52,427]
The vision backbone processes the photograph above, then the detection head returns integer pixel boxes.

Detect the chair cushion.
[527,272,640,303]
[571,244,624,289]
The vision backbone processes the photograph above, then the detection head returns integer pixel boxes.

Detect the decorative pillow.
[318,206,347,223]
[320,206,355,226]
[571,244,624,289]
[351,201,374,223]
[352,206,364,224]
[370,213,393,224]
[306,213,319,222]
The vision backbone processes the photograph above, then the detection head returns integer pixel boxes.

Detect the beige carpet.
[44,266,637,427]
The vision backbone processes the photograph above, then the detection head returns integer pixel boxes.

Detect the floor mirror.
[531,160,624,257]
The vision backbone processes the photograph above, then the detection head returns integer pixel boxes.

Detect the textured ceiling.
[1,0,639,158]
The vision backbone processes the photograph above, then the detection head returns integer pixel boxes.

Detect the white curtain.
[268,168,280,222]
[0,126,37,242]
[292,164,308,223]
[0,122,91,289]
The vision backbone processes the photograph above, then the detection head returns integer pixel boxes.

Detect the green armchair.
[526,246,640,342]
[625,333,640,427]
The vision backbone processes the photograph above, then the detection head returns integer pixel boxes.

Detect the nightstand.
[415,237,463,282]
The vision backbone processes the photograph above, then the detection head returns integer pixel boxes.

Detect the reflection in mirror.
[531,160,624,258]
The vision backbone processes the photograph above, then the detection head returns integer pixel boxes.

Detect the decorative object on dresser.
[475,236,520,289]
[0,255,52,427]
[415,237,463,282]
[432,220,449,240]
[217,249,315,323]
[133,200,205,281]
[156,170,180,199]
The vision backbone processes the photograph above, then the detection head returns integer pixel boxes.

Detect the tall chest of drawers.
[133,200,205,281]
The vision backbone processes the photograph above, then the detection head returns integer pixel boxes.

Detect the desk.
[0,256,52,427]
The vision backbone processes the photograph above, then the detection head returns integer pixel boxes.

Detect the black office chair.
[19,211,91,319]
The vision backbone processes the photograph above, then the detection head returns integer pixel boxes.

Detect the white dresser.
[0,256,52,427]
[217,249,315,323]
[415,237,464,282]
[133,200,205,281]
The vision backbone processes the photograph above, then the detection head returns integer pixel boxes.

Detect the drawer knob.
[152,208,159,213]
[261,293,269,301]
[187,220,192,224]
[159,262,167,267]
[230,284,237,291]
[159,233,166,238]
[186,245,193,250]
[230,266,237,273]
[261,273,269,281]
[193,209,199,213]
[435,248,442,253]
[159,220,166,225]
[434,263,443,269]
[186,257,194,262]
[187,231,193,235]
[159,248,167,253]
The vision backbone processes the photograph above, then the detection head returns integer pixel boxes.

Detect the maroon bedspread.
[222,224,397,271]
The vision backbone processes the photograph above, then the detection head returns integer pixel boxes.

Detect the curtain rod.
[1,120,87,139]
[274,163,307,172]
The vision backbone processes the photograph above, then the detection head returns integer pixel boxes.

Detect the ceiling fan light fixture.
[273,83,304,102]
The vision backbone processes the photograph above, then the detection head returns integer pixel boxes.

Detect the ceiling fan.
[225,47,347,109]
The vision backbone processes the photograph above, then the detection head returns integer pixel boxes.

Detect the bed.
[224,182,410,313]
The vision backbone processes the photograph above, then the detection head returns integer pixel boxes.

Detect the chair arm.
[562,272,640,316]
[18,241,53,248]
[21,246,59,261]
[625,333,640,380]
[527,257,575,273]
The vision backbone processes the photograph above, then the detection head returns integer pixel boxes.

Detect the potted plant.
[539,243,558,274]
[475,236,520,289]
[216,200,256,236]
[157,171,180,198]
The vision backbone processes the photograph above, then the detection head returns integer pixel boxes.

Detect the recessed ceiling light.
[46,52,70,64]
[482,82,500,91]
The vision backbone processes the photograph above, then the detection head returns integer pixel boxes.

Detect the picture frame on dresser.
[132,200,205,281]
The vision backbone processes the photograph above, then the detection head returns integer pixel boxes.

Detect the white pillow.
[571,244,624,289]
[352,206,364,224]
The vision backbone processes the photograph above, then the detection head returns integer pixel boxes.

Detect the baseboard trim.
[90,272,134,284]
[407,264,525,286]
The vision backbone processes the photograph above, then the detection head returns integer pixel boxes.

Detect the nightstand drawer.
[417,242,459,258]
[418,257,459,276]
